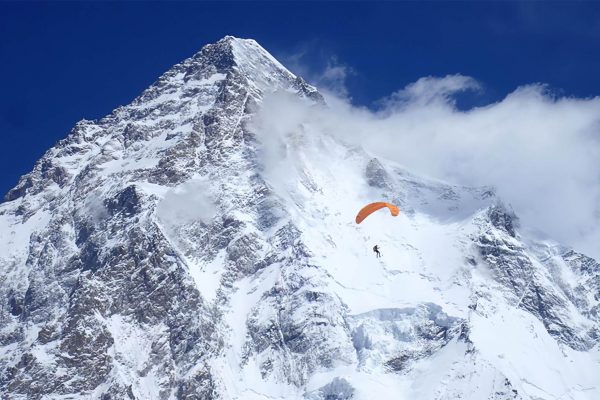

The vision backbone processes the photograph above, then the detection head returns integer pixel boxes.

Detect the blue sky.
[2,1,600,197]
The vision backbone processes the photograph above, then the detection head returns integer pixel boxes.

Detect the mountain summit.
[1,36,599,400]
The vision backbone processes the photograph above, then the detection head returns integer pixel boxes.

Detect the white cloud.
[157,179,216,226]
[380,74,481,109]
[252,76,600,259]
[279,45,353,99]
[317,58,354,99]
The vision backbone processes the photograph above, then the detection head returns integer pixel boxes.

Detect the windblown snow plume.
[158,179,216,225]
[1,36,599,400]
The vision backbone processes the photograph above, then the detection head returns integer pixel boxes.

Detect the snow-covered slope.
[1,36,599,400]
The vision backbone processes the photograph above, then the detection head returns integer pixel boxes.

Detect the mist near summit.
[253,72,600,259]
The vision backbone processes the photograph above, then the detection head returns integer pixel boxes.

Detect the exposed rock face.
[1,37,599,400]
[473,205,597,351]
[365,158,392,190]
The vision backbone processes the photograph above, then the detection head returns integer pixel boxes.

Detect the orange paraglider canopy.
[355,202,400,224]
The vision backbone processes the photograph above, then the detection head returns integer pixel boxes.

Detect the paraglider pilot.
[373,245,381,258]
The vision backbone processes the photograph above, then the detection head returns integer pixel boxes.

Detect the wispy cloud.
[317,57,354,99]
[278,41,354,99]
[378,74,481,110]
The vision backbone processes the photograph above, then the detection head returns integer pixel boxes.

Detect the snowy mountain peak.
[130,35,319,110]
[212,35,290,72]
[1,37,599,400]
[3,35,320,204]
